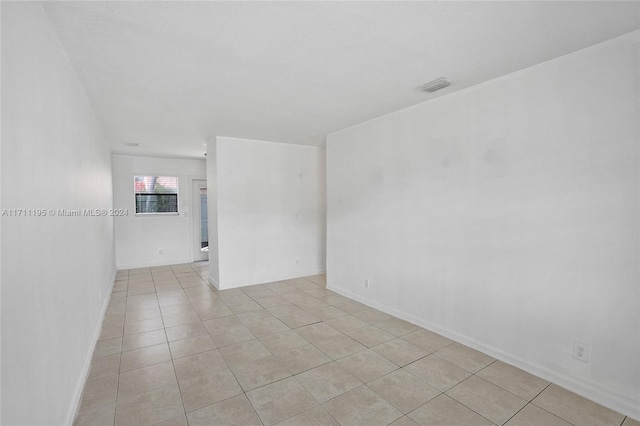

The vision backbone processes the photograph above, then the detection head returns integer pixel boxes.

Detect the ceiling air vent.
[125,142,140,147]
[418,77,451,93]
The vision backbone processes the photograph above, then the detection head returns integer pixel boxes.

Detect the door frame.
[189,177,208,262]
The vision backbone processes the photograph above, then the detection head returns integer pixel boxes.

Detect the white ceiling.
[41,1,639,158]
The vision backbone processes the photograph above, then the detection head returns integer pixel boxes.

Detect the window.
[134,176,178,214]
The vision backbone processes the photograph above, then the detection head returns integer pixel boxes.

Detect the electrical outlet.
[365,279,370,288]
[573,340,589,363]
[295,258,299,265]
[158,248,163,255]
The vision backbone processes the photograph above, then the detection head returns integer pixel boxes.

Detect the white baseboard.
[327,284,640,421]
[65,268,117,425]
[208,276,220,290]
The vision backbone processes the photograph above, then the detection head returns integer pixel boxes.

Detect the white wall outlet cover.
[573,340,590,363]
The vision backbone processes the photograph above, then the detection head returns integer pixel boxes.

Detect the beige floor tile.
[160,303,196,317]
[260,330,309,354]
[187,394,262,426]
[336,349,399,383]
[435,343,495,373]
[79,374,118,411]
[313,334,367,360]
[403,355,471,392]
[155,283,183,292]
[268,304,304,318]
[173,350,228,382]
[127,293,159,305]
[124,307,161,322]
[178,367,243,412]
[202,315,243,333]
[111,291,127,300]
[74,402,115,426]
[120,342,171,372]
[99,322,124,341]
[82,263,620,426]
[125,300,159,313]
[219,339,272,367]
[127,288,156,297]
[266,282,298,295]
[308,306,349,321]
[275,405,339,426]
[353,308,393,324]
[237,308,276,325]
[345,325,395,347]
[372,339,428,367]
[123,317,164,336]
[225,300,263,313]
[88,353,121,380]
[165,322,208,342]
[408,394,493,426]
[376,318,420,337]
[158,296,191,308]
[209,324,256,348]
[505,404,572,426]
[117,361,177,401]
[477,361,550,401]
[296,362,363,403]
[322,385,402,426]
[242,288,278,299]
[229,355,292,391]
[162,312,201,328]
[390,416,420,426]
[245,318,290,338]
[369,369,441,414]
[122,329,167,352]
[401,329,454,353]
[169,334,216,359]
[276,344,332,375]
[532,384,625,426]
[256,295,291,308]
[446,376,527,425]
[194,305,234,320]
[247,377,318,425]
[623,418,640,426]
[326,315,368,333]
[154,414,188,426]
[115,384,184,426]
[279,312,322,328]
[93,337,122,358]
[296,323,342,343]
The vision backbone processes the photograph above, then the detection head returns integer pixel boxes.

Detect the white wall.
[326,32,639,418]
[112,155,206,269]
[210,137,326,289]
[1,3,116,425]
[206,141,220,285]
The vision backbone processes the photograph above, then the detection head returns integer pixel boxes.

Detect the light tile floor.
[74,262,638,426]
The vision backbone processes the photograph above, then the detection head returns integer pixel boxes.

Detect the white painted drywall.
[206,141,220,286]
[212,137,326,289]
[1,3,116,424]
[112,155,206,269]
[326,32,640,418]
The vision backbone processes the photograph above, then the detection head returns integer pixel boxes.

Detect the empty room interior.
[1,1,640,425]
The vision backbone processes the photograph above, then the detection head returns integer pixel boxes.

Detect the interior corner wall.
[1,3,116,425]
[112,155,206,269]
[214,136,326,289]
[206,141,220,287]
[326,31,640,418]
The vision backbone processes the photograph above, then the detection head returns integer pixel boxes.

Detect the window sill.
[135,212,179,217]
